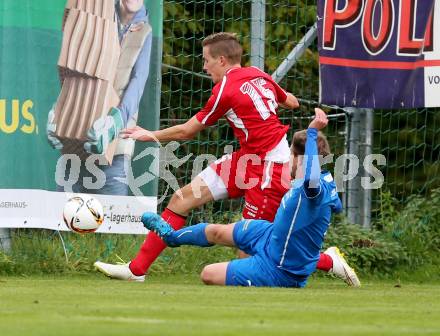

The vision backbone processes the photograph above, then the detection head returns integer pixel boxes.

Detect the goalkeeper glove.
[46,106,63,150]
[84,107,124,154]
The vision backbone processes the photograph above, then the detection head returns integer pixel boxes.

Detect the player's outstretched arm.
[279,92,300,109]
[303,108,328,197]
[308,108,328,130]
[121,116,207,142]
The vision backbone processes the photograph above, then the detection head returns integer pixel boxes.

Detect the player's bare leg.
[200,262,229,285]
[167,176,215,216]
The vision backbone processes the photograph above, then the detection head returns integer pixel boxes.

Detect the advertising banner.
[0,0,161,234]
[317,0,439,109]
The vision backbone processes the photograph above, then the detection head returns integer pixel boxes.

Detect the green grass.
[1,274,439,336]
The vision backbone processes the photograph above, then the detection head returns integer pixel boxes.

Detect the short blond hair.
[202,32,243,64]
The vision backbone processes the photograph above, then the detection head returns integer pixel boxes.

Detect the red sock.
[316,252,333,272]
[129,208,186,276]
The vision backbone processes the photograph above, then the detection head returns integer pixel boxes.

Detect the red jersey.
[195,66,290,156]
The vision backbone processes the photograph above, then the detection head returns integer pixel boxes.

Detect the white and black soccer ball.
[63,195,104,233]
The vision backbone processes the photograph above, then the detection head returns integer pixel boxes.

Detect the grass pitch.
[1,274,439,336]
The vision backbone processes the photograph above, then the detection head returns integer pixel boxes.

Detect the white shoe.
[94,261,145,282]
[324,246,361,287]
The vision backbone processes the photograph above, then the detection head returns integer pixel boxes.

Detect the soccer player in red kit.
[94,32,358,286]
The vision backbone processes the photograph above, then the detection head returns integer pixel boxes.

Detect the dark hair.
[291,130,331,163]
[202,32,243,64]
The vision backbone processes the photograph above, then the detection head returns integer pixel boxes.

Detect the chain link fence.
[159,0,440,226]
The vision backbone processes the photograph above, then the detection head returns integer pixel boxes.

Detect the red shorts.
[199,150,291,221]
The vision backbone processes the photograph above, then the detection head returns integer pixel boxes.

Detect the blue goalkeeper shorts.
[225,219,307,288]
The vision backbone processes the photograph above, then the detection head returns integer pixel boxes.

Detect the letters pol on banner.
[317,0,439,109]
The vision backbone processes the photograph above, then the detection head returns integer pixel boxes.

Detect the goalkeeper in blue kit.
[142,108,360,287]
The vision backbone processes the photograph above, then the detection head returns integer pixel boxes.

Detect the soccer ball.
[63,195,104,233]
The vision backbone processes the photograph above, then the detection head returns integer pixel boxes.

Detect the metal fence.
[159,0,440,228]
